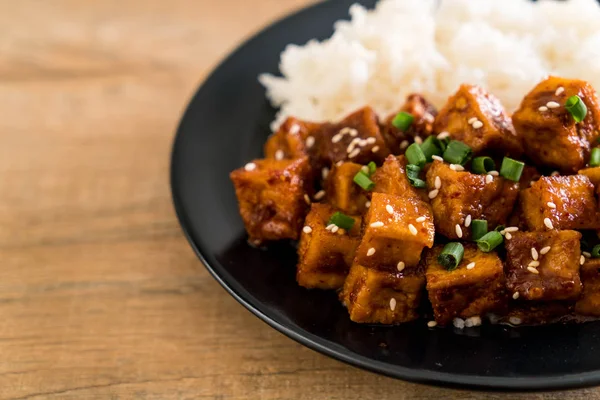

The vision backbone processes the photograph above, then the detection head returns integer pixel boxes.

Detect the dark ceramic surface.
[170,0,600,390]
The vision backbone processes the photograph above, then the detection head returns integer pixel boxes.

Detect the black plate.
[171,0,600,390]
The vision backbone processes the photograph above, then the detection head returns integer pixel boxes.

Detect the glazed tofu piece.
[381,94,437,152]
[425,244,507,326]
[504,230,583,301]
[579,166,600,188]
[354,192,434,271]
[371,155,422,200]
[503,302,574,326]
[264,117,321,165]
[512,76,600,173]
[433,84,522,156]
[341,264,425,324]
[520,175,600,231]
[575,258,600,317]
[296,204,362,289]
[230,157,311,245]
[325,162,368,215]
[425,161,519,240]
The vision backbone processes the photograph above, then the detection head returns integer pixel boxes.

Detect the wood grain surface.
[0,0,598,398]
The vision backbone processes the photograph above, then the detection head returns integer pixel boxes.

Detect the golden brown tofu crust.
[433,84,522,156]
[230,157,311,244]
[520,175,600,231]
[575,258,600,316]
[578,167,600,188]
[426,161,519,240]
[505,230,582,301]
[425,244,507,325]
[325,162,368,215]
[512,76,600,173]
[371,155,426,202]
[382,94,437,152]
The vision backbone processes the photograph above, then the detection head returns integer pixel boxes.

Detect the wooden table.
[0,1,597,398]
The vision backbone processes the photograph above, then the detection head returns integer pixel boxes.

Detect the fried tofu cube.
[505,230,583,301]
[371,155,423,201]
[264,117,321,163]
[575,258,600,317]
[512,76,600,173]
[341,264,425,324]
[433,84,522,156]
[296,204,362,289]
[520,175,600,231]
[425,161,519,240]
[503,301,574,326]
[230,157,311,245]
[382,94,437,152]
[354,192,434,271]
[425,244,507,326]
[325,162,368,215]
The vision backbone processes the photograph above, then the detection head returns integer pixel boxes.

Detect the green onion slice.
[328,212,355,230]
[406,164,425,188]
[406,143,426,168]
[443,140,472,165]
[367,161,377,176]
[499,157,525,182]
[471,219,488,241]
[392,112,414,131]
[420,136,443,162]
[353,171,375,191]
[565,95,587,123]
[476,231,504,252]
[592,244,600,258]
[472,157,496,174]
[590,148,600,167]
[438,137,450,153]
[438,242,464,271]
[411,178,426,188]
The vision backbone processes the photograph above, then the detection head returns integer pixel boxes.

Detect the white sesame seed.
[453,318,465,329]
[322,167,329,180]
[509,317,522,325]
[336,160,343,167]
[282,170,290,178]
[465,215,472,227]
[428,189,439,199]
[469,316,482,327]
[551,171,559,177]
[466,262,476,270]
[305,136,315,148]
[384,205,394,215]
[408,224,418,236]
[331,225,339,233]
[275,150,284,160]
[584,251,592,258]
[472,121,484,129]
[390,298,397,311]
[397,261,405,272]
[450,164,465,171]
[244,162,257,171]
[527,266,539,274]
[361,165,369,174]
[371,146,380,153]
[538,106,548,112]
[314,190,325,200]
[370,221,384,228]
[485,174,493,184]
[425,113,435,123]
[529,260,540,267]
[581,255,586,265]
[547,202,556,209]
[304,194,311,205]
[348,148,360,159]
[432,155,444,162]
[289,124,300,134]
[365,200,371,208]
[359,139,368,147]
[325,224,335,231]
[434,176,441,189]
[540,246,551,255]
[427,320,437,328]
[414,136,423,145]
[455,224,463,238]
[468,117,477,124]
[544,218,554,230]
[531,248,539,261]
[437,131,450,140]
[416,216,427,223]
[465,317,476,327]
[505,232,512,240]
[367,247,376,256]
[489,170,499,176]
[555,86,565,96]
[546,101,560,109]
[400,140,410,149]
[303,226,312,234]
[339,127,351,135]
[331,134,343,143]
[366,137,376,144]
[513,292,520,300]
[349,130,358,137]
[504,227,519,233]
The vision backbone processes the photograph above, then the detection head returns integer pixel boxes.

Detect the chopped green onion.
[590,148,600,167]
[443,140,472,165]
[406,164,426,188]
[472,157,496,174]
[420,136,443,162]
[406,143,426,167]
[592,244,600,258]
[438,137,450,153]
[392,112,414,131]
[328,212,355,230]
[367,161,377,176]
[353,171,375,191]
[565,95,587,123]
[438,242,464,271]
[476,231,504,252]
[411,178,427,188]
[471,219,488,241]
[499,157,525,182]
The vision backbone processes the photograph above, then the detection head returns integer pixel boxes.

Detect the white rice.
[259,0,600,131]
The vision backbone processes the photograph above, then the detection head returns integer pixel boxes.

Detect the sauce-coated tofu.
[296,204,362,289]
[425,244,507,326]
[325,162,368,215]
[341,264,424,324]
[512,76,600,173]
[264,117,321,167]
[433,84,522,156]
[505,230,582,301]
[371,155,424,201]
[354,192,434,271]
[426,161,519,240]
[520,175,600,231]
[382,94,437,152]
[579,167,600,188]
[230,157,311,245]
[575,258,600,317]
